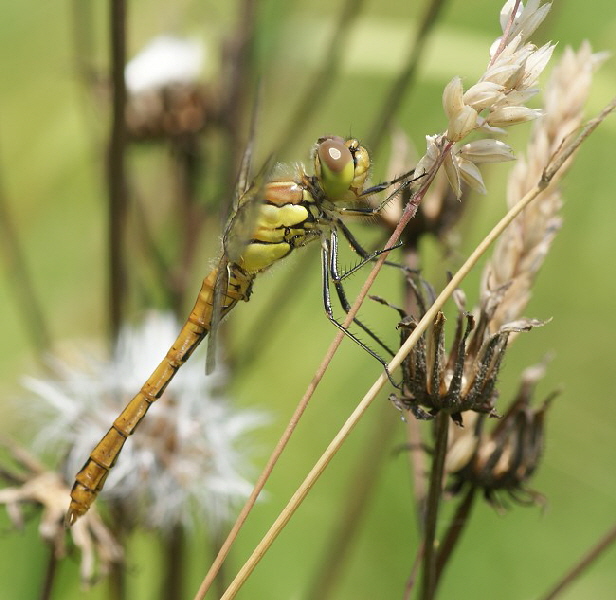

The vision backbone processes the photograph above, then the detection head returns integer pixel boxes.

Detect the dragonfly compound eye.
[316,137,356,201]
[345,139,370,189]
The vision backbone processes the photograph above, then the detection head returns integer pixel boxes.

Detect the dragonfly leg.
[321,237,400,389]
[335,219,415,278]
[328,231,397,357]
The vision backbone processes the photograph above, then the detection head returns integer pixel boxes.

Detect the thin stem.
[38,545,57,600]
[402,243,428,529]
[418,411,449,600]
[307,406,399,600]
[0,157,52,354]
[489,0,523,67]
[174,138,204,312]
[434,486,476,585]
[107,0,129,341]
[192,317,353,599]
[367,0,449,154]
[537,523,616,600]
[161,526,184,600]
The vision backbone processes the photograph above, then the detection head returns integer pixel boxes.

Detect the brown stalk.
[418,411,449,600]
[367,0,450,153]
[306,406,399,599]
[208,95,615,597]
[0,157,52,354]
[107,0,129,341]
[537,523,616,600]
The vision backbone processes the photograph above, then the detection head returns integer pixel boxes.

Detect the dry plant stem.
[215,100,609,596]
[307,407,399,600]
[274,0,366,154]
[367,0,449,153]
[0,165,52,354]
[39,546,57,600]
[208,98,615,598]
[219,0,258,208]
[542,95,616,184]
[194,308,365,599]
[490,0,523,67]
[162,526,184,600]
[403,245,428,528]
[174,141,204,311]
[538,523,616,600]
[434,487,476,587]
[418,412,449,600]
[403,540,425,600]
[107,0,129,341]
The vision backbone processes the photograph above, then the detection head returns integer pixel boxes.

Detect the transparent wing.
[205,145,273,374]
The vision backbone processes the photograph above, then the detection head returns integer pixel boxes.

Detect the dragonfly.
[66,135,413,524]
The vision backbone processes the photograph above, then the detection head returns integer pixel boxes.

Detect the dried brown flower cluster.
[390,35,604,506]
[446,362,555,509]
[123,36,213,141]
[388,285,543,425]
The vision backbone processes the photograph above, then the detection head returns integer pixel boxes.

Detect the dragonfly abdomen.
[66,268,254,524]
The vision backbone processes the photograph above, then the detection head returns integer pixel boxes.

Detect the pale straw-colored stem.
[216,138,581,600]
[210,96,616,600]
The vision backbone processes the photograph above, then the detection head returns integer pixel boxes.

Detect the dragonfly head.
[314,136,370,202]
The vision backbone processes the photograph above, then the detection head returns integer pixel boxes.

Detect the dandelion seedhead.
[24,312,266,533]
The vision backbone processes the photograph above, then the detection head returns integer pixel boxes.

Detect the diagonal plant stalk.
[208,96,615,598]
[434,486,476,585]
[0,158,52,356]
[306,404,400,599]
[537,523,616,600]
[367,0,450,153]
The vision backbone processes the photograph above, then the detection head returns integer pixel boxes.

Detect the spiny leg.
[334,218,408,275]
[327,230,397,357]
[321,238,399,388]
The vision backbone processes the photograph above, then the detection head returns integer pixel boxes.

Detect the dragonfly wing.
[205,254,230,374]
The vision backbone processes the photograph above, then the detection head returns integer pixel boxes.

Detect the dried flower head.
[387,284,544,425]
[124,36,212,141]
[0,435,122,585]
[445,362,555,509]
[24,311,266,532]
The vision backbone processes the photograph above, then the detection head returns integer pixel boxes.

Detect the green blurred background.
[1,1,615,598]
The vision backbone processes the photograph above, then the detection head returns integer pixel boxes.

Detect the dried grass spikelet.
[482,42,608,332]
[415,1,556,201]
